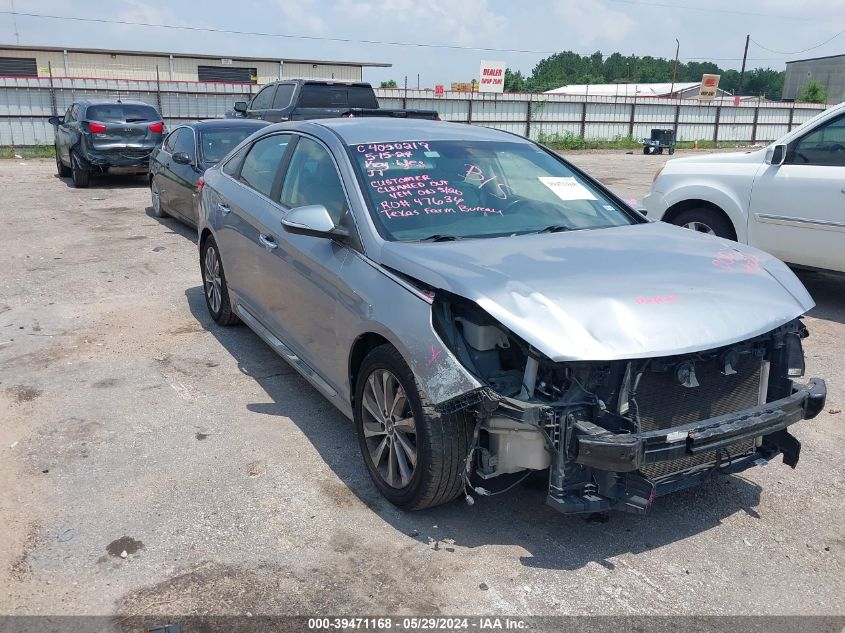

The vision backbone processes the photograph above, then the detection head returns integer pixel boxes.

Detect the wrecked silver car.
[196,118,826,514]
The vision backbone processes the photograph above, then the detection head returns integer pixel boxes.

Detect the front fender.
[662,183,750,242]
[340,253,483,408]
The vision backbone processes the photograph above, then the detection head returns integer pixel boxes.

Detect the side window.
[238,134,292,198]
[272,84,295,109]
[250,85,276,111]
[280,137,348,223]
[790,115,845,167]
[222,144,250,178]
[163,129,181,153]
[173,128,196,157]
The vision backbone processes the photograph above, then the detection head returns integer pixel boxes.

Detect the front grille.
[635,354,763,432]
[640,438,756,480]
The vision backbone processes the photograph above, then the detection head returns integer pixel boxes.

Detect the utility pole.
[737,34,750,96]
[670,38,679,98]
[10,0,20,44]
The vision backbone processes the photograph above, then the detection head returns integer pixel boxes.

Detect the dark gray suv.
[49,100,165,188]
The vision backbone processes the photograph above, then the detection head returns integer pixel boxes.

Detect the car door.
[168,127,203,224]
[154,128,185,213]
[256,134,355,390]
[748,113,845,273]
[245,84,277,121]
[56,104,76,164]
[265,82,295,123]
[212,133,293,317]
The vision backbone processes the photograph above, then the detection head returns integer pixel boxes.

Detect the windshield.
[85,104,160,123]
[349,140,637,241]
[199,127,262,164]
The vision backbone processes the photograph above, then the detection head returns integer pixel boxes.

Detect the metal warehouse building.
[783,54,845,104]
[0,44,390,83]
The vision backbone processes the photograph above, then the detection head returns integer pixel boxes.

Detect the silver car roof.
[304,118,533,145]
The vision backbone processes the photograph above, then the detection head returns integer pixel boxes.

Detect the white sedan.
[644,101,845,273]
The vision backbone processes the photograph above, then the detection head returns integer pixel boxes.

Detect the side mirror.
[48,116,62,126]
[282,205,349,240]
[172,151,193,165]
[233,101,248,113]
[766,143,787,166]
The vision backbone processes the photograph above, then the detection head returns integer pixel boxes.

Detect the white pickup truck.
[644,101,845,273]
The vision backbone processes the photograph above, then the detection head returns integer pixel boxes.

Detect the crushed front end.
[432,294,826,514]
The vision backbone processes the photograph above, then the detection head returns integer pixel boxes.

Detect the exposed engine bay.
[431,291,826,514]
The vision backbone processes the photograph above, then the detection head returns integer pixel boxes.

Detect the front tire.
[201,236,239,326]
[672,207,736,240]
[71,152,89,188]
[56,148,71,177]
[354,345,472,511]
[151,178,167,218]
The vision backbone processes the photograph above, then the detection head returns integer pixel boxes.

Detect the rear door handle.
[217,203,230,216]
[258,233,278,250]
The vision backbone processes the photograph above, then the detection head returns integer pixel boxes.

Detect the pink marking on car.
[428,345,443,367]
[634,295,679,305]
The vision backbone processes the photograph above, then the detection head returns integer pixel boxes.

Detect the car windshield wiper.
[535,224,573,234]
[418,234,463,242]
[124,118,150,123]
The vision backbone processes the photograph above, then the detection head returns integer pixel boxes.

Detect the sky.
[2,0,845,87]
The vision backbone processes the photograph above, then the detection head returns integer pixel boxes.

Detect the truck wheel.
[668,147,675,155]
[71,153,90,188]
[354,345,472,511]
[672,207,736,240]
[643,147,650,155]
[55,147,71,177]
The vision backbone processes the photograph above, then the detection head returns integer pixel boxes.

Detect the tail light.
[197,176,205,194]
[435,115,442,121]
[87,121,107,134]
[148,121,164,133]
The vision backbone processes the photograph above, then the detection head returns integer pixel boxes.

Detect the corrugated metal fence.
[0,76,828,146]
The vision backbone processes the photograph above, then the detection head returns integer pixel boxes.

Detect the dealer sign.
[479,60,506,93]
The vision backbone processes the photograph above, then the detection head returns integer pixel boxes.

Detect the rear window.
[85,104,160,123]
[298,84,378,109]
[199,127,263,164]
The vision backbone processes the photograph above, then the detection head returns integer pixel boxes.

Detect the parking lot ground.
[1,156,843,618]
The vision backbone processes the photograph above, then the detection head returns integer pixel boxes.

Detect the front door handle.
[217,203,231,216]
[258,233,278,250]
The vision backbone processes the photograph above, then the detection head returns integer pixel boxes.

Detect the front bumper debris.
[575,378,826,472]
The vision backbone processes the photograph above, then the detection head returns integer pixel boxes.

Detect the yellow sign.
[699,74,721,100]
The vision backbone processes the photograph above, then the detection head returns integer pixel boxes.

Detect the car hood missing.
[378,222,814,362]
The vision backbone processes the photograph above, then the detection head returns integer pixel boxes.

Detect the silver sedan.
[197,118,826,514]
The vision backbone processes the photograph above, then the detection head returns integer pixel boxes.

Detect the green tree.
[379,79,398,88]
[504,68,527,92]
[796,80,827,103]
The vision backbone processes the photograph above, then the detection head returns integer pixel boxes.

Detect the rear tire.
[200,236,240,326]
[55,148,71,177]
[354,344,472,511]
[71,152,90,188]
[672,207,736,240]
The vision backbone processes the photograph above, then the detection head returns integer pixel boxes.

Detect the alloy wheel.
[204,245,223,315]
[151,181,161,215]
[361,368,418,489]
[683,221,715,235]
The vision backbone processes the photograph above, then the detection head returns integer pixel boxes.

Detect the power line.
[0,10,558,55]
[0,9,789,67]
[606,0,842,24]
[749,28,845,56]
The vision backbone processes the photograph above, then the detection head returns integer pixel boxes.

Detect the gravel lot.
[1,153,843,620]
